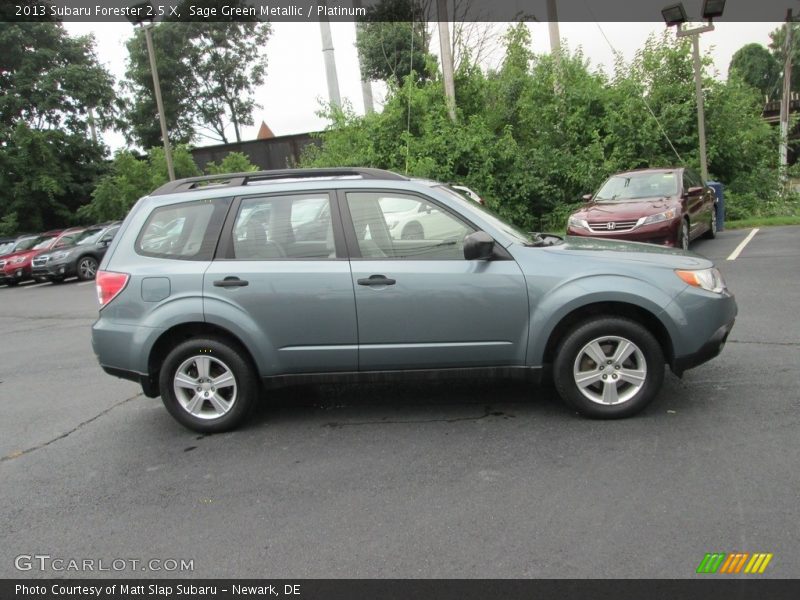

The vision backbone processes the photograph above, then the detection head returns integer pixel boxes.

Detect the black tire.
[76,256,99,281]
[677,219,690,250]
[553,317,665,419]
[401,222,424,240]
[159,337,259,433]
[703,208,717,239]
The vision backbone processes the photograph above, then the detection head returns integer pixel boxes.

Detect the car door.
[339,189,529,371]
[683,169,707,238]
[203,191,358,375]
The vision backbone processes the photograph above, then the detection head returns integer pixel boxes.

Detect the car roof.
[613,167,683,177]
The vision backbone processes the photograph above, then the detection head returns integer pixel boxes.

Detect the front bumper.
[672,318,735,375]
[0,266,29,284]
[567,218,681,246]
[32,260,75,280]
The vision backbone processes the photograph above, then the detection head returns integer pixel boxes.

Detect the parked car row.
[0,221,120,286]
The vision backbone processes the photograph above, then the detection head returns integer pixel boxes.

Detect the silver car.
[91,168,736,432]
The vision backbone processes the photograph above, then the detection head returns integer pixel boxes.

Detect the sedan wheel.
[553,317,664,419]
[159,337,258,432]
[678,220,690,250]
[704,209,717,239]
[77,256,98,281]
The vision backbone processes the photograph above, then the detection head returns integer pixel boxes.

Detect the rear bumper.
[100,365,159,398]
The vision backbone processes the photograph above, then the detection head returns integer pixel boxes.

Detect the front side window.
[232,193,335,260]
[346,191,475,260]
[137,198,229,260]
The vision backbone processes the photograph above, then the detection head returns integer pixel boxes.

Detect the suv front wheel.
[159,337,258,432]
[553,317,664,419]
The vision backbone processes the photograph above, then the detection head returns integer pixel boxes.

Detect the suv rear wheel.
[553,317,664,419]
[159,337,258,432]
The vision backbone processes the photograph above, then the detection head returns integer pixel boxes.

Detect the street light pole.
[142,22,175,181]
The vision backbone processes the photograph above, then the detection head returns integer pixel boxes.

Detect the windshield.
[0,242,14,255]
[13,236,45,252]
[74,228,104,245]
[595,172,678,201]
[436,186,534,245]
[32,235,58,250]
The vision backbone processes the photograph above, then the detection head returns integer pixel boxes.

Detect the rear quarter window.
[136,198,230,260]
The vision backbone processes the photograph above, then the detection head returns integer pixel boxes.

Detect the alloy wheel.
[572,336,647,406]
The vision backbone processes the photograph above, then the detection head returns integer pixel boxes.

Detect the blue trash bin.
[707,181,725,232]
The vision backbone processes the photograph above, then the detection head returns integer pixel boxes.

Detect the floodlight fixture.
[127,1,155,26]
[701,0,726,20]
[661,3,688,26]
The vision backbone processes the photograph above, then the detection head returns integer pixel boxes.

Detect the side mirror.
[99,238,110,247]
[463,231,495,260]
[582,194,593,202]
[687,186,704,197]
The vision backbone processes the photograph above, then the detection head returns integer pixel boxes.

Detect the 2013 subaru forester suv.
[91,168,737,432]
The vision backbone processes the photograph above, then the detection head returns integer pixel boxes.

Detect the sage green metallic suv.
[91,168,736,432]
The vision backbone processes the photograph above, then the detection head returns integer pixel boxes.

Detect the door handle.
[213,277,249,288]
[357,274,396,286]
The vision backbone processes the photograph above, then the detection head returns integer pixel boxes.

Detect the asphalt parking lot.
[1,226,798,579]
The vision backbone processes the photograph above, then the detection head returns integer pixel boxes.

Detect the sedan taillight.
[96,270,130,308]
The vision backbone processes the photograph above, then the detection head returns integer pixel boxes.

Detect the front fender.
[527,274,683,366]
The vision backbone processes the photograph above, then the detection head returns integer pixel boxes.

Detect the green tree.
[769,24,800,95]
[123,5,271,147]
[729,43,780,99]
[78,146,200,223]
[356,0,436,84]
[205,152,260,174]
[0,22,115,232]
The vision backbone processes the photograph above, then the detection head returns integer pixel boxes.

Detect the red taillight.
[96,270,130,308]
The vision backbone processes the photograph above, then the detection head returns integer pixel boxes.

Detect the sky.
[63,20,780,152]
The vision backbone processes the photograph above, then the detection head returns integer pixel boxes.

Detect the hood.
[1,249,38,263]
[575,197,676,220]
[541,235,711,269]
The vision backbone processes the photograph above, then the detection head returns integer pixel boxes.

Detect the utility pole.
[689,31,709,182]
[87,107,98,144]
[436,0,456,122]
[351,0,374,114]
[143,22,175,181]
[780,9,793,179]
[319,2,342,109]
[547,0,562,94]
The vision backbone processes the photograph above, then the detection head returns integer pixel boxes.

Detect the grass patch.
[724,215,800,229]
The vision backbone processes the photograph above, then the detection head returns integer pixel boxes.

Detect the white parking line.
[77,281,95,287]
[727,228,759,261]
[23,282,50,289]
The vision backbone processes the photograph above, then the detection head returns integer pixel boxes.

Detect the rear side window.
[136,198,230,260]
[230,193,335,260]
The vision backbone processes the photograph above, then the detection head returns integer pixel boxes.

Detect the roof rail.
[150,167,408,196]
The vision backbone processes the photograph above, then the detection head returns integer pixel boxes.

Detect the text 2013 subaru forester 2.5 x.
[91,168,736,432]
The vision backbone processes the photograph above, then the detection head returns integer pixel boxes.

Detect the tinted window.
[683,169,702,190]
[137,199,229,260]
[346,192,474,260]
[231,193,334,260]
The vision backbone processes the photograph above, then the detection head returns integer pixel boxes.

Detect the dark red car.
[566,168,717,250]
[0,228,86,286]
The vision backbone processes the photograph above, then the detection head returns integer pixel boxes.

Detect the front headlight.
[675,268,727,294]
[11,256,26,264]
[639,209,677,226]
[52,250,72,260]
[568,216,589,229]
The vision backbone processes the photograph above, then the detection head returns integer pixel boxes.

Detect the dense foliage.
[0,22,115,235]
[77,148,260,223]
[305,25,781,231]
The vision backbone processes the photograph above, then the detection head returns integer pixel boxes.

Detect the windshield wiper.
[525,232,564,247]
